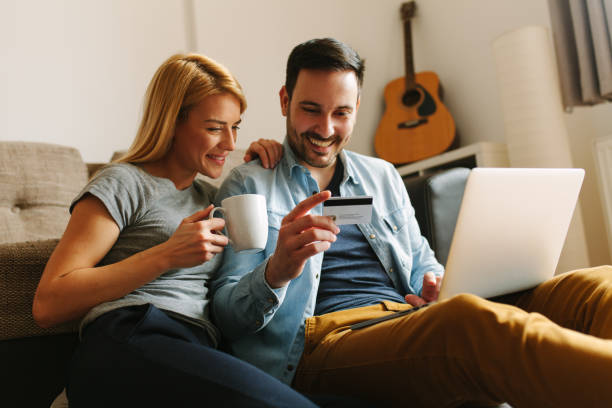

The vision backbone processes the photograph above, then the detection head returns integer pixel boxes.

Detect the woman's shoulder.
[94,163,163,189]
[86,162,163,203]
[71,163,150,217]
[93,162,146,181]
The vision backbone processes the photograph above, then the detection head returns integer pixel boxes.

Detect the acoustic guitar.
[374,1,455,164]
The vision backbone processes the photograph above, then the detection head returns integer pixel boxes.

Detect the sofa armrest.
[0,239,78,340]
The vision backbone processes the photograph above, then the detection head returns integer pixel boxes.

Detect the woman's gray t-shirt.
[71,163,222,344]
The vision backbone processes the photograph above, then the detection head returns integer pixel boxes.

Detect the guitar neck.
[404,18,416,91]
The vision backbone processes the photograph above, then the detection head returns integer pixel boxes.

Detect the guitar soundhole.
[402,89,421,107]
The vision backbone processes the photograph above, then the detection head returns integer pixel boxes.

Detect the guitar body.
[375,71,455,164]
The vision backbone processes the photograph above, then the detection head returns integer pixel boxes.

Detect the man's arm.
[211,169,338,340]
[211,170,279,340]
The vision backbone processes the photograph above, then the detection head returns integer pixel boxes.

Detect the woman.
[33,53,316,407]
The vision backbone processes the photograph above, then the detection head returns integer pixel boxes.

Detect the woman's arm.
[33,194,227,328]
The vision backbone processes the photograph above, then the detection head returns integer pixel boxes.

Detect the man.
[212,38,612,407]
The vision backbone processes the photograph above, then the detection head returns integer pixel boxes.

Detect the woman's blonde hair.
[116,53,246,163]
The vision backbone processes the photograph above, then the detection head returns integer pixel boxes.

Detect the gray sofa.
[0,141,243,407]
[0,141,490,407]
[0,142,93,407]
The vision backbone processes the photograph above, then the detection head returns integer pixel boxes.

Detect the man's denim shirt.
[212,140,444,384]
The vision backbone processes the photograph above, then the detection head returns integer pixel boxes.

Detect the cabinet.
[395,142,510,178]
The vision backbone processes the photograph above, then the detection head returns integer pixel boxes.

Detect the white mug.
[209,194,268,252]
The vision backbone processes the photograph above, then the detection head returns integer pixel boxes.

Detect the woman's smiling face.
[172,92,242,179]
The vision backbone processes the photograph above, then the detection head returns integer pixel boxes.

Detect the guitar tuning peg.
[401,1,417,20]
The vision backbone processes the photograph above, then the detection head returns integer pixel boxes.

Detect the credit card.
[322,196,373,225]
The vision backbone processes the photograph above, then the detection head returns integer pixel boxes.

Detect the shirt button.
[255,320,262,326]
[389,268,394,273]
[369,234,376,239]
[393,225,398,231]
[287,365,295,371]
[268,298,275,304]
[315,274,319,279]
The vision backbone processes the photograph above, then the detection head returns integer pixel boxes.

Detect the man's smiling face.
[280,69,360,169]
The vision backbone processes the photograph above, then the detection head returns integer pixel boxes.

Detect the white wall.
[190,0,408,156]
[2,0,611,265]
[0,0,188,162]
[189,0,555,154]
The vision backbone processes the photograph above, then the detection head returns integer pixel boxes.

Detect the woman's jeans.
[67,304,317,407]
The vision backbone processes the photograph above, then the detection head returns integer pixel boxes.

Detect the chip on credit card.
[322,196,373,225]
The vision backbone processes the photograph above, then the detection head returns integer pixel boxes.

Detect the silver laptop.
[437,167,585,301]
[350,167,585,331]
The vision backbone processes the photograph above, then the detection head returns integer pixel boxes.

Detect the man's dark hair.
[285,38,365,99]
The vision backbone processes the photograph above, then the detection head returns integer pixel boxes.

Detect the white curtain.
[548,0,612,110]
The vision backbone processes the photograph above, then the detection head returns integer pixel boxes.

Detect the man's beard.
[286,125,338,169]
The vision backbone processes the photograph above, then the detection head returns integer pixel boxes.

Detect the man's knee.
[429,293,497,332]
[572,265,612,280]
[555,265,612,294]
[441,293,488,316]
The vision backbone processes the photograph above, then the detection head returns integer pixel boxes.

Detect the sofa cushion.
[403,168,470,265]
[0,142,88,244]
